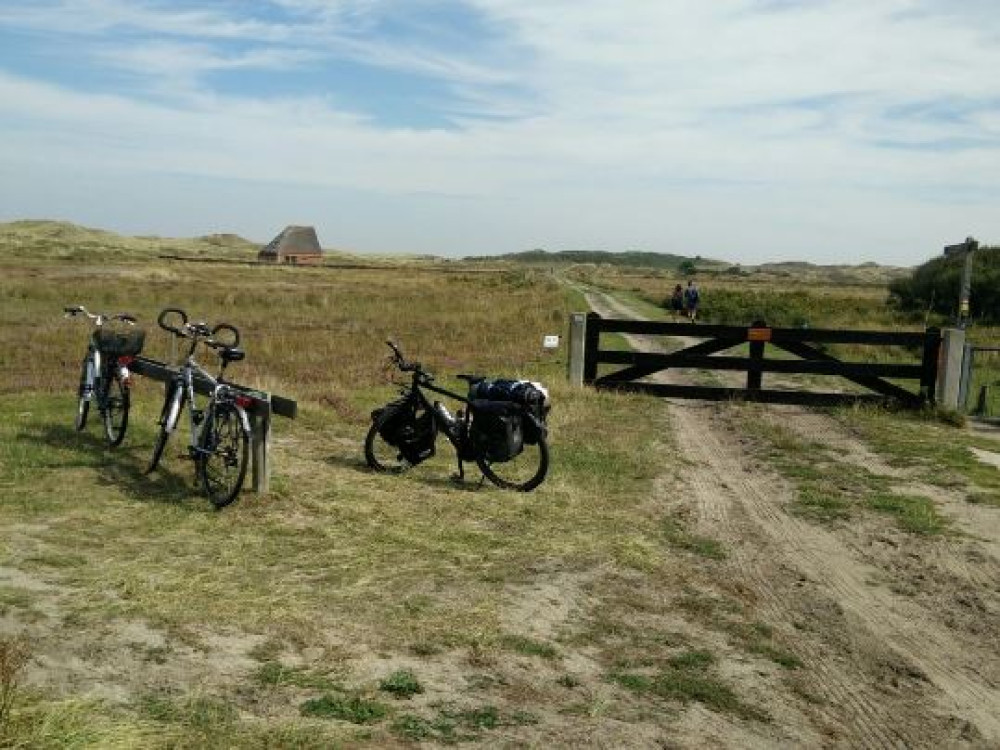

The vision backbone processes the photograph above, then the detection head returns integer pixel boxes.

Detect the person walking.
[684,280,700,321]
[669,284,685,320]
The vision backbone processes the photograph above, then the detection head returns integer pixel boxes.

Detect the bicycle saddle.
[219,347,245,363]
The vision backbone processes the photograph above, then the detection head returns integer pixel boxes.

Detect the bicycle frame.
[390,367,477,459]
[162,353,251,452]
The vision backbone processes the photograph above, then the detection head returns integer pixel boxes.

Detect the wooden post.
[957,343,974,412]
[567,313,587,386]
[920,327,941,403]
[747,320,767,391]
[935,328,964,409]
[583,312,601,385]
[250,399,272,494]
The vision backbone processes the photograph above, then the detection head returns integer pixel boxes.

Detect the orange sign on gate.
[747,327,772,342]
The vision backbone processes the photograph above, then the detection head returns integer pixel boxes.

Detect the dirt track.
[586,290,1000,748]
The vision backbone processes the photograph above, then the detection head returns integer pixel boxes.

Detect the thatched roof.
[259,226,322,259]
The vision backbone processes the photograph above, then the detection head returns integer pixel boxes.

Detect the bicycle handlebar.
[384,340,433,382]
[64,305,137,325]
[156,308,244,361]
[157,307,189,335]
[386,340,420,372]
[210,323,240,348]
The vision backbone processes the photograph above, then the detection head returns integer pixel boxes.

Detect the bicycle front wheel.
[198,403,249,509]
[102,370,130,447]
[75,357,91,431]
[364,413,410,473]
[476,438,549,492]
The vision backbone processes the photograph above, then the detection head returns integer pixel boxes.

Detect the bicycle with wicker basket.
[365,341,551,492]
[64,305,145,447]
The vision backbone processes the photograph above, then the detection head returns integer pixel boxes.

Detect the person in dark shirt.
[684,280,700,321]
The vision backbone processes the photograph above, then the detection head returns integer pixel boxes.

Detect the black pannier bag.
[470,399,524,463]
[468,379,549,445]
[372,399,436,465]
[93,328,146,357]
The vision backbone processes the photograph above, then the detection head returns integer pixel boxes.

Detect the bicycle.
[64,305,145,447]
[145,308,252,508]
[365,341,550,492]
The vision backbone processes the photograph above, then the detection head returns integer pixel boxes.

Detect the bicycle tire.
[146,384,183,473]
[476,436,549,492]
[75,357,91,431]
[198,403,249,508]
[364,410,412,474]
[101,369,130,447]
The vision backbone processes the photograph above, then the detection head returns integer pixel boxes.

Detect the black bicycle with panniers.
[64,305,146,446]
[365,341,550,492]
[145,307,252,508]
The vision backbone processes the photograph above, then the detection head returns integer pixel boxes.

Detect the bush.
[890,246,1000,323]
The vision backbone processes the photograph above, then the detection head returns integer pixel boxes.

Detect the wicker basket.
[93,328,146,357]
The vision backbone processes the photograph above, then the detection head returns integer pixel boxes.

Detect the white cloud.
[0,0,998,262]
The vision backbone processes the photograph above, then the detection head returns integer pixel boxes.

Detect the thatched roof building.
[258,226,323,264]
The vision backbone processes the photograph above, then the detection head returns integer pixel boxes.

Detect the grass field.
[3,223,1000,747]
[0,224,700,746]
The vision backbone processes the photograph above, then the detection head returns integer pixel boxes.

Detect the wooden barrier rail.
[131,356,296,494]
[573,313,942,408]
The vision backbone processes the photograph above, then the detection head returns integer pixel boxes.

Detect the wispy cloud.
[0,0,998,261]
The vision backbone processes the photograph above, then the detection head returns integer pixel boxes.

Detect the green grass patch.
[378,669,424,699]
[499,634,559,659]
[252,662,342,692]
[392,704,538,744]
[662,518,726,559]
[867,492,949,535]
[299,693,389,724]
[610,662,767,722]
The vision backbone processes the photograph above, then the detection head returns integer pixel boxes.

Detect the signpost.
[944,237,979,329]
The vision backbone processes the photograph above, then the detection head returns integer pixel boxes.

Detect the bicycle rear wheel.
[146,385,183,473]
[476,437,549,492]
[198,403,249,509]
[101,370,130,447]
[75,357,91,431]
[364,412,410,473]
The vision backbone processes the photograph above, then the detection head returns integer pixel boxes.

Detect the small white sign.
[543,335,560,349]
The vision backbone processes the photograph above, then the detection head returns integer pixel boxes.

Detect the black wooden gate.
[583,313,941,407]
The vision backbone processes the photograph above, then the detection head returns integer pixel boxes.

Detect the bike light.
[118,356,135,366]
[235,395,254,409]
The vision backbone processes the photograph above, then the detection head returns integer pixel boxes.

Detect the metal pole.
[959,248,974,329]
[944,237,978,329]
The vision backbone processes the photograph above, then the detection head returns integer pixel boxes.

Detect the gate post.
[567,313,587,387]
[583,312,601,385]
[936,328,965,409]
[957,343,974,412]
[747,320,767,391]
[249,399,272,494]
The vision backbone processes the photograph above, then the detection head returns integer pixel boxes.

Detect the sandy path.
[585,289,1000,748]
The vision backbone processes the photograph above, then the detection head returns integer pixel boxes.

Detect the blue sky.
[0,0,998,264]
